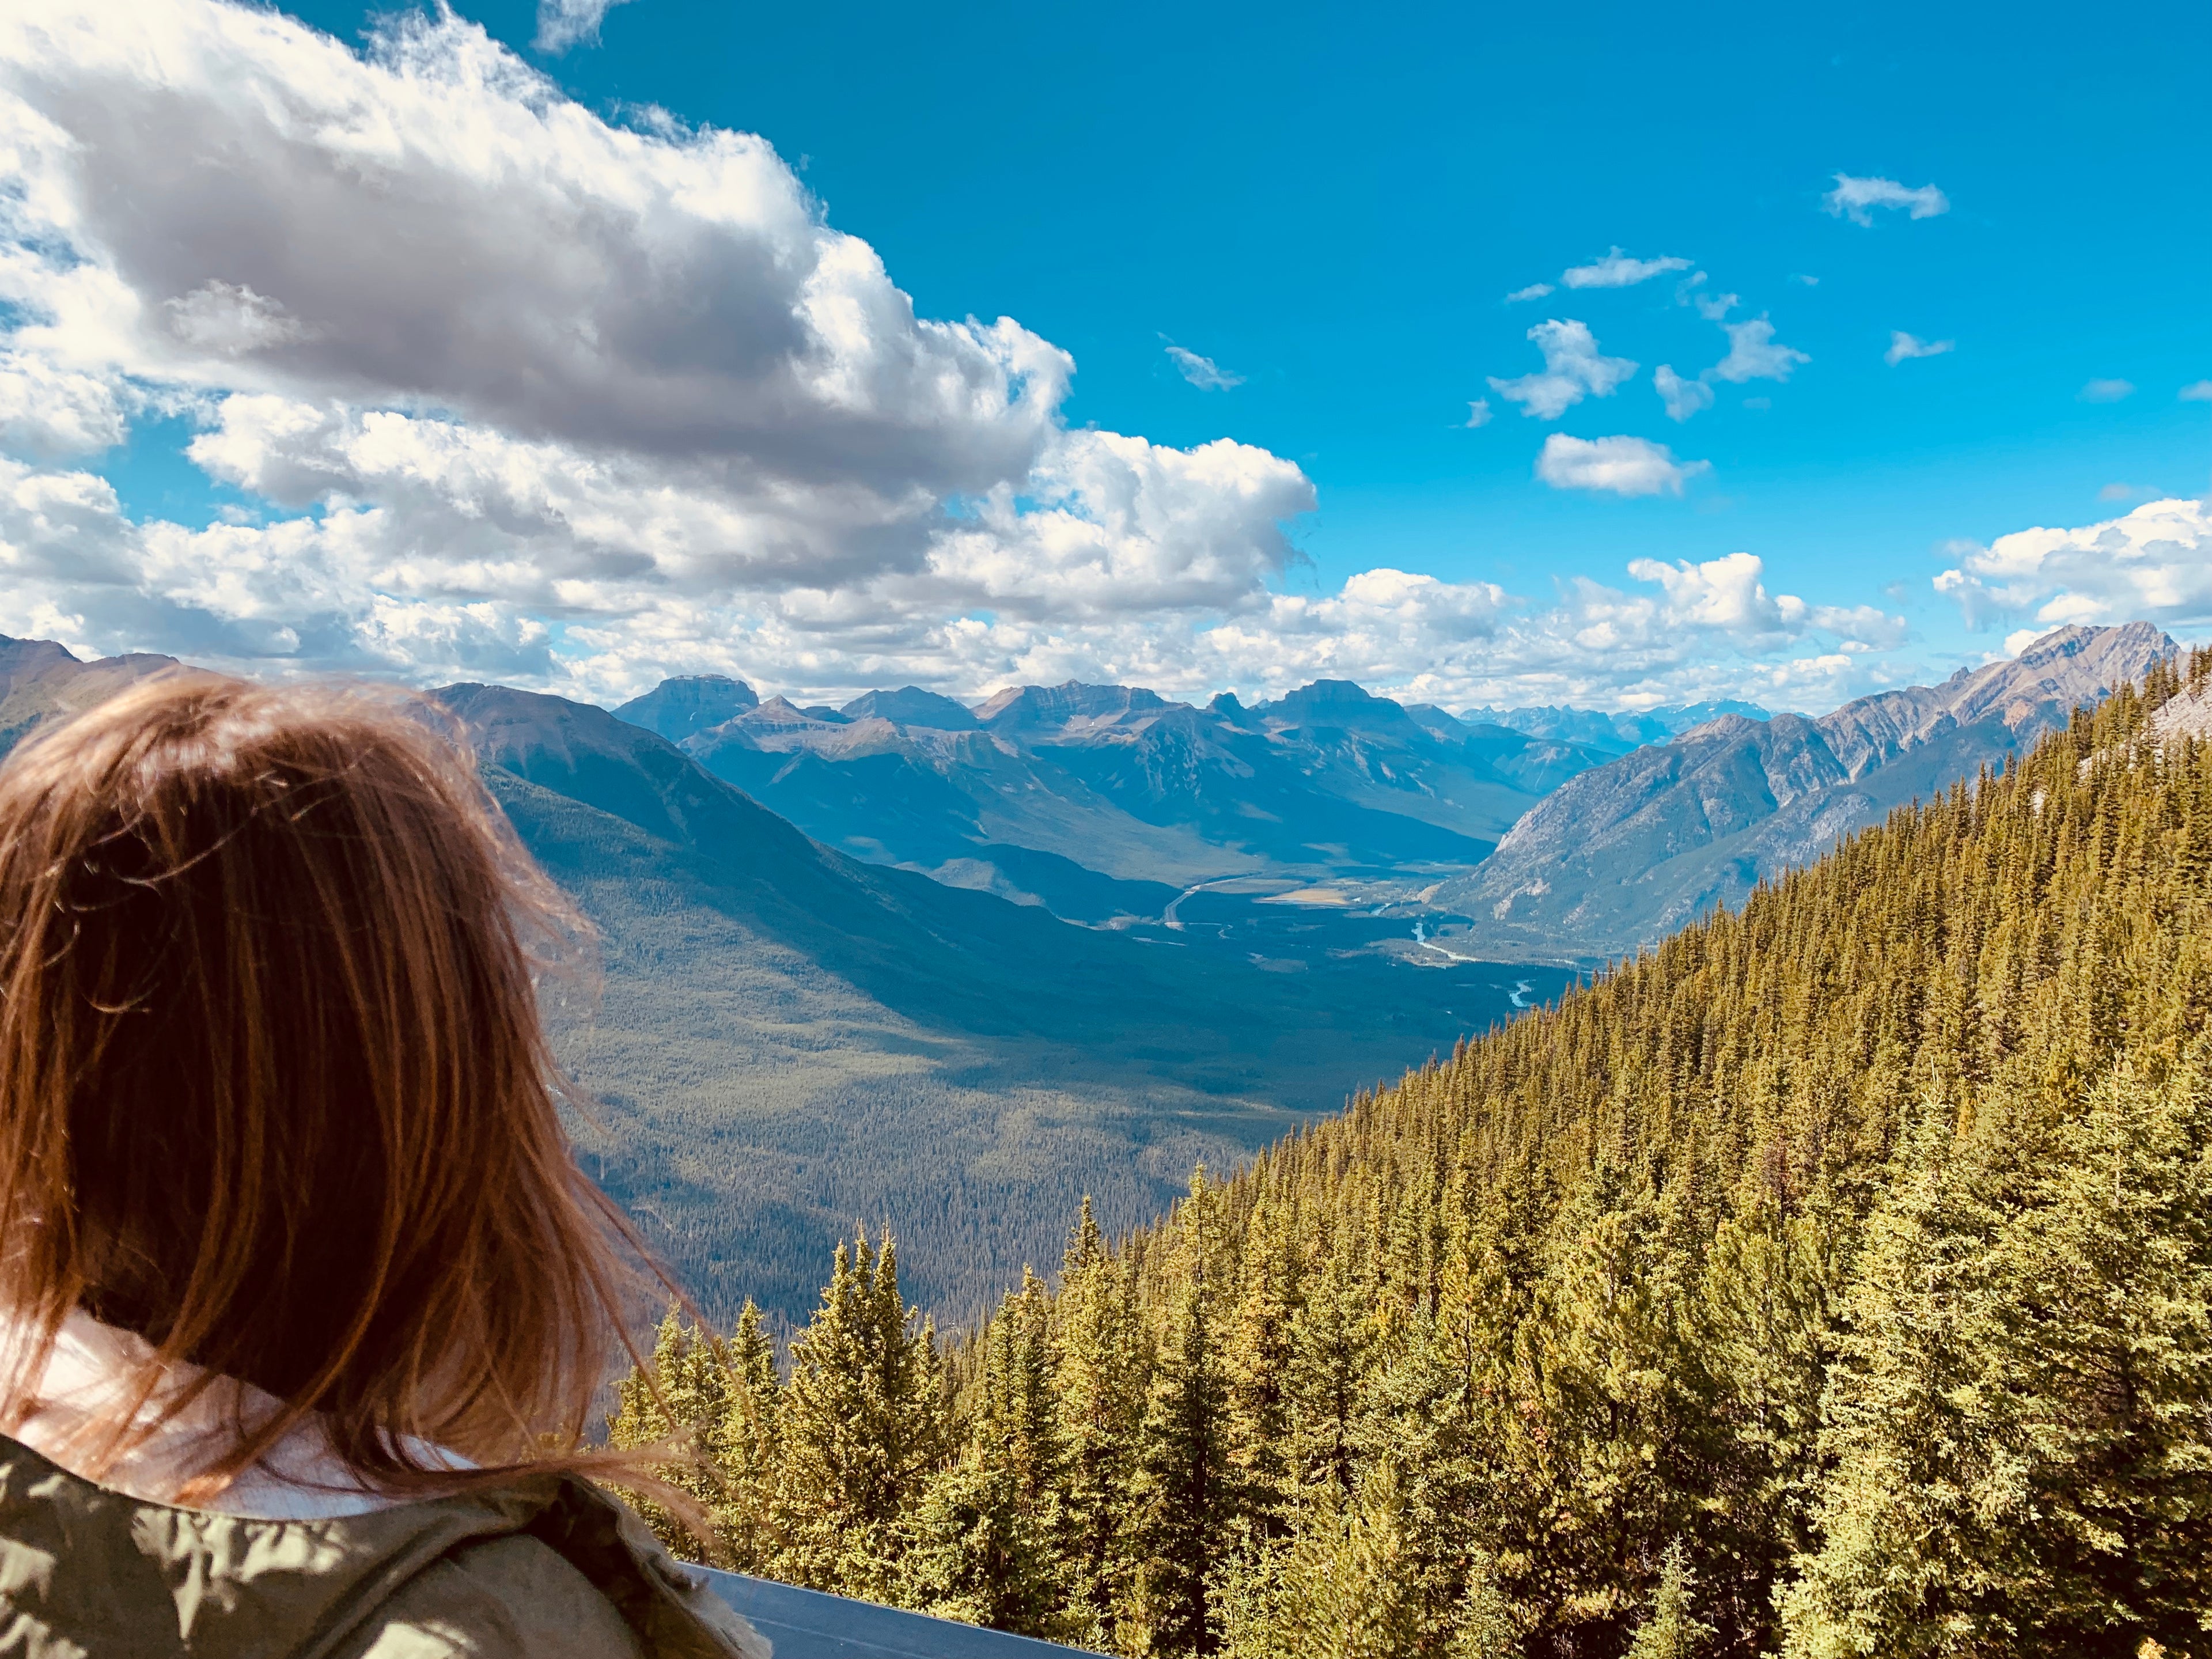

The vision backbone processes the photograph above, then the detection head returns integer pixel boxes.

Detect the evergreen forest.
[607,657,2212,1658]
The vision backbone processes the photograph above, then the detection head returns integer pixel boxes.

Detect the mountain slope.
[0,638,1567,1325]
[438,684,1569,1320]
[612,673,759,743]
[632,649,2212,1657]
[0,634,182,751]
[1432,622,2175,960]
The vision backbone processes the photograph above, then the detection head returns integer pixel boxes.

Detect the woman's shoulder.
[332,1531,646,1658]
[0,1433,763,1659]
[286,1473,772,1659]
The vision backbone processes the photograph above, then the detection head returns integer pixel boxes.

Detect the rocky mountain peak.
[612,673,759,743]
[839,686,979,729]
[973,680,1179,731]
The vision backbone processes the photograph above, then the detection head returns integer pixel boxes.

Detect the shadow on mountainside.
[441,684,1565,1321]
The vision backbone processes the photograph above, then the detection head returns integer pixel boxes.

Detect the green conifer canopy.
[610,655,2212,1658]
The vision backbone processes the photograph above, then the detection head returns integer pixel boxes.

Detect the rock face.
[1432,623,2177,961]
[612,674,759,744]
[839,686,978,729]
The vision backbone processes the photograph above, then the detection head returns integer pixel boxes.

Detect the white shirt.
[0,1306,463,1520]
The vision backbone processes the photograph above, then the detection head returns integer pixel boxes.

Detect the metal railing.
[700,1568,1103,1658]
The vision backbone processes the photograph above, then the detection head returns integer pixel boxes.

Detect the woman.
[0,675,764,1658]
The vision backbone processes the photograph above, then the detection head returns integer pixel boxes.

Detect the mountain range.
[611,623,2168,967]
[0,634,1563,1321]
[1425,622,2176,960]
[0,619,2172,1318]
[615,676,1615,919]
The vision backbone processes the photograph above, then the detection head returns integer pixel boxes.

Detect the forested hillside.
[612,654,2212,1657]
[1437,622,2175,963]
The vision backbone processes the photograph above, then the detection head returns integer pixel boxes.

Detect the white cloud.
[0,0,1926,718]
[1536,434,1708,498]
[2078,378,2134,403]
[1693,289,1738,323]
[1164,343,1244,391]
[1093,555,1904,713]
[1486,320,1637,419]
[1710,317,1810,384]
[2183,381,2212,402]
[0,350,128,454]
[1791,273,1819,286]
[1823,173,1950,226]
[1623,552,1907,647]
[1934,497,2212,631]
[0,1,1321,697]
[1463,398,1493,428]
[1560,247,1693,289]
[535,0,635,53]
[1653,365,1713,422]
[1885,331,1955,365]
[1505,282,1554,302]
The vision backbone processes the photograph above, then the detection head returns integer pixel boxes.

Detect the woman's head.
[0,672,643,1496]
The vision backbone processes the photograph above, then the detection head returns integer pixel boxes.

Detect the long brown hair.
[0,672,659,1502]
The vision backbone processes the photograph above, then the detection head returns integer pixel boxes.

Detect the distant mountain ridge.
[616,672,1618,917]
[1457,699,1774,753]
[1429,623,2177,960]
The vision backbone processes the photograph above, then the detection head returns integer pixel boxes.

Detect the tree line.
[609,654,2212,1657]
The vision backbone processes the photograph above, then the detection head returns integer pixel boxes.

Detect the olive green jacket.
[0,1434,768,1657]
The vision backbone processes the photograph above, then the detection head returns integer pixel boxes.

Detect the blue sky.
[2,0,2207,710]
[392,0,2212,624]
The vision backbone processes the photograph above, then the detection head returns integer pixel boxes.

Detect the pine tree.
[1972,1062,2212,1649]
[1626,1540,1713,1659]
[1130,1274,1234,1654]
[772,1230,949,1600]
[605,1305,725,1560]
[1054,1198,1147,1653]
[1220,1460,1422,1659]
[1780,1100,1997,1657]
[713,1301,782,1573]
[903,1271,1064,1635]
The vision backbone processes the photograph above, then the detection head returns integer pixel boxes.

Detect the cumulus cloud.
[1560,247,1693,289]
[1823,173,1950,225]
[1133,555,1904,712]
[0,6,1070,485]
[1653,365,1713,422]
[1506,282,1554,302]
[0,351,128,454]
[0,1,1324,696]
[1623,552,1907,647]
[1536,434,1709,498]
[1487,320,1637,419]
[1885,331,1955,365]
[535,0,635,53]
[2078,378,2134,403]
[0,0,1928,717]
[1710,317,1810,384]
[1934,497,2212,632]
[1463,398,1493,428]
[1164,343,1244,390]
